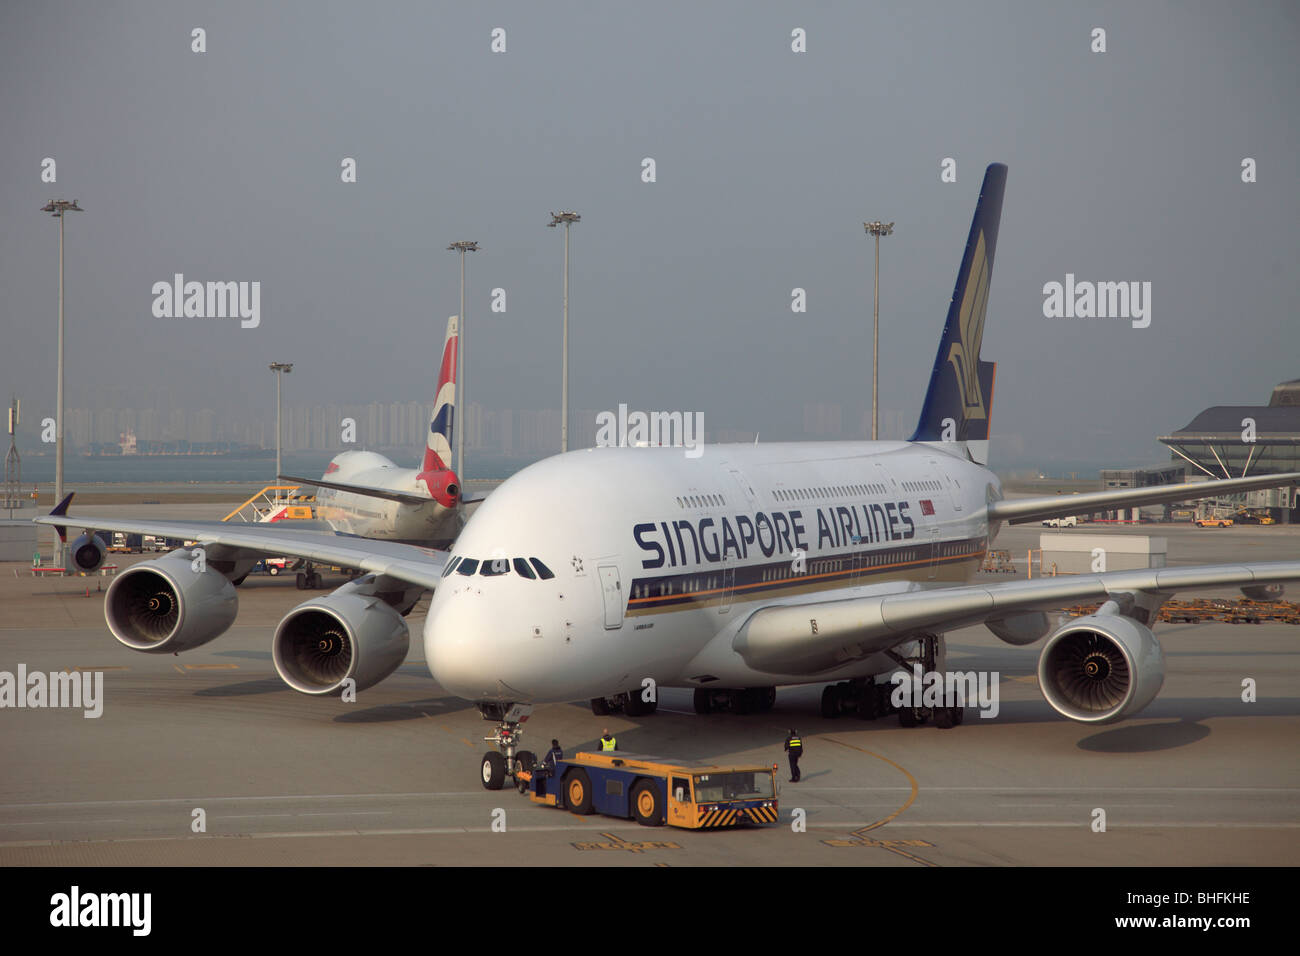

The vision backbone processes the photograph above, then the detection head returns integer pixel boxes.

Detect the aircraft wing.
[279,474,431,507]
[35,496,448,589]
[733,561,1300,675]
[988,472,1300,525]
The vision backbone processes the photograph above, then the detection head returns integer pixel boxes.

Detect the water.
[16,450,534,486]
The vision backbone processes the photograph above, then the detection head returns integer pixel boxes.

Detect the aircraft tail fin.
[908,163,1006,464]
[423,315,458,472]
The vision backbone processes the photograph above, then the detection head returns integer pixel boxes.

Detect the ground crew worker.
[543,739,563,775]
[784,729,803,782]
[599,728,617,751]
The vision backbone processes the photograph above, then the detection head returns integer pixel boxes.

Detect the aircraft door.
[668,774,694,827]
[598,565,624,629]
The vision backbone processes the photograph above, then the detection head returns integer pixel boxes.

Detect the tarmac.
[1,503,1297,866]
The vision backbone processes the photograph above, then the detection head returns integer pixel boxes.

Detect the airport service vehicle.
[38,164,1300,785]
[1195,516,1234,527]
[108,532,143,553]
[1041,516,1078,527]
[512,751,779,829]
[281,314,479,549]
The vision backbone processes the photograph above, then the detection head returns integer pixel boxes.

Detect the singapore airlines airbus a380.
[39,164,1300,789]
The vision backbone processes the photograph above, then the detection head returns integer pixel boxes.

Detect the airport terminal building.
[1158,379,1300,522]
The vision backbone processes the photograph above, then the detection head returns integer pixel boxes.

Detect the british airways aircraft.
[39,164,1300,790]
[280,313,474,548]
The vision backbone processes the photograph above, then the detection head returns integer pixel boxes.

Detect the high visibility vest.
[788,737,802,749]
[600,736,617,751]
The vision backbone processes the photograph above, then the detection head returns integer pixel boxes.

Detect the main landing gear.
[820,635,964,729]
[692,686,776,714]
[590,690,658,717]
[478,702,536,790]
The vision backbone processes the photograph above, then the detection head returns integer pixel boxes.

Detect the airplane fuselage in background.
[426,440,994,704]
[314,450,458,544]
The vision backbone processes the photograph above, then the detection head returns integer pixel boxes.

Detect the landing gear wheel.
[693,689,713,714]
[856,691,878,720]
[564,769,594,815]
[295,572,307,590]
[513,751,535,795]
[481,751,506,790]
[898,707,920,728]
[935,706,955,729]
[631,780,664,826]
[821,685,840,719]
[758,687,776,712]
[625,692,652,717]
[590,697,610,716]
[952,704,964,725]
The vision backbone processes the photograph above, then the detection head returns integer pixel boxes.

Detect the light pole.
[548,211,580,452]
[41,199,83,569]
[446,241,479,477]
[863,220,894,441]
[269,362,293,487]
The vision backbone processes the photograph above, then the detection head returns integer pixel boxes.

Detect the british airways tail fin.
[908,163,1006,464]
[424,315,458,472]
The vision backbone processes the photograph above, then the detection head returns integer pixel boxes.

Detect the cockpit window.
[442,557,461,578]
[530,558,555,580]
[513,558,537,580]
[480,558,510,576]
[456,558,480,576]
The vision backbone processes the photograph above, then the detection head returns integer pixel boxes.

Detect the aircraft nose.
[424,595,501,701]
[424,587,579,703]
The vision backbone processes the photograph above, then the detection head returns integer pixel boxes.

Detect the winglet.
[48,492,75,542]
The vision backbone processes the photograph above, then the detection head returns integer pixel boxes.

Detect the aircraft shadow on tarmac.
[193,677,289,697]
[333,698,468,723]
[1075,719,1210,754]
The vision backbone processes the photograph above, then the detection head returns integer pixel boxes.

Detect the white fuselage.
[314,451,456,543]
[425,441,999,704]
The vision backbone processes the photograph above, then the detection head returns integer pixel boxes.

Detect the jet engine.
[272,575,411,695]
[1037,608,1164,723]
[105,549,238,653]
[69,531,108,574]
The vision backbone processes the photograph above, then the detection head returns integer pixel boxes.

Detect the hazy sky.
[2,1,1297,469]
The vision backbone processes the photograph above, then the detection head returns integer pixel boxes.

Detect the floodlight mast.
[40,199,83,569]
[548,212,580,452]
[863,220,894,441]
[446,241,479,478]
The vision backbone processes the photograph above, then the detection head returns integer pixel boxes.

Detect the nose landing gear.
[478,702,536,790]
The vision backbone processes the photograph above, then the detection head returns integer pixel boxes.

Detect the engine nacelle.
[69,532,108,573]
[104,550,238,653]
[272,576,410,695]
[1037,612,1164,723]
[986,610,1052,646]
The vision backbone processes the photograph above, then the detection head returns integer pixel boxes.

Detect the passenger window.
[513,558,537,579]
[457,558,479,576]
[530,558,555,580]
